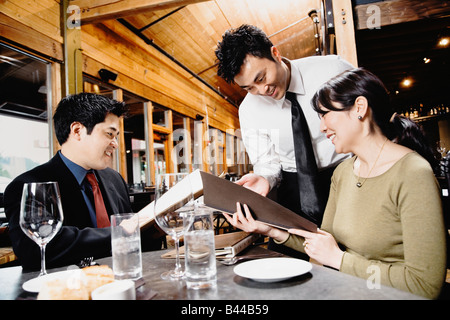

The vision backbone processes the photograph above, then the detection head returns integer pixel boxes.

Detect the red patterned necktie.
[85,172,110,228]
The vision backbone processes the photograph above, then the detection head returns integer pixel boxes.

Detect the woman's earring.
[357,115,363,120]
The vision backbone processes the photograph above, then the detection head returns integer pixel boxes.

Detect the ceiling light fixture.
[423,57,431,64]
[438,37,449,47]
[401,78,412,87]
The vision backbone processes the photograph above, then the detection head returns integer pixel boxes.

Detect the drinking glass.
[184,208,217,289]
[111,213,143,280]
[19,182,64,277]
[154,173,195,280]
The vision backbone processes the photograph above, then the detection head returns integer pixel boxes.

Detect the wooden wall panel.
[332,0,358,67]
[1,0,255,134]
[0,0,63,44]
[128,0,321,106]
[0,13,63,61]
[355,0,450,30]
[73,0,210,24]
[81,20,239,132]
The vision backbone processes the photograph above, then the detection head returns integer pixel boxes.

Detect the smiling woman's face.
[318,102,360,155]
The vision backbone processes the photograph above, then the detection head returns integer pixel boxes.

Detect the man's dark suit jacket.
[4,153,137,270]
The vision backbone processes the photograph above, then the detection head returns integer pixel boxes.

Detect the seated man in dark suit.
[4,93,162,270]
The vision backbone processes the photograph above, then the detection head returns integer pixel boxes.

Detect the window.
[84,77,151,187]
[0,44,51,193]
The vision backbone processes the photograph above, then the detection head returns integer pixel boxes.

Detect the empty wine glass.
[437,141,447,159]
[19,182,64,277]
[154,173,195,280]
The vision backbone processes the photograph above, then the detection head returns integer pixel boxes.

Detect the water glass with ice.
[111,213,142,280]
[184,208,217,289]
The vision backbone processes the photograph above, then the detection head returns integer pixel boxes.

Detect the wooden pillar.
[183,117,193,173]
[113,89,127,182]
[193,120,204,172]
[211,128,219,175]
[236,138,244,177]
[202,120,209,173]
[332,0,358,67]
[225,131,235,173]
[165,110,174,173]
[62,0,83,95]
[50,62,62,156]
[144,102,155,185]
[222,131,227,174]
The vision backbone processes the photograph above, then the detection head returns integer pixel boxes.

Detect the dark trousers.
[268,167,335,259]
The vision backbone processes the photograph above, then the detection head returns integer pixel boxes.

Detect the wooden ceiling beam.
[355,0,450,30]
[70,0,211,25]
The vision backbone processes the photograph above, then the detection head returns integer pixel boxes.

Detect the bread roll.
[81,265,115,296]
[37,265,114,300]
[37,278,89,300]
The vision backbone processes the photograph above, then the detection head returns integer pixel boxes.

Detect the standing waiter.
[215,24,353,257]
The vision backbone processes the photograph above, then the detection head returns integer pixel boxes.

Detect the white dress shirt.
[239,55,354,189]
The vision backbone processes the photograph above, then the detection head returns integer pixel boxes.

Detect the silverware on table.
[77,256,98,268]
[218,253,283,265]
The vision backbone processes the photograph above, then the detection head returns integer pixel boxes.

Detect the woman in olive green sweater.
[224,68,447,299]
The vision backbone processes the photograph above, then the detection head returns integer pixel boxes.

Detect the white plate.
[233,257,312,283]
[22,269,82,293]
[91,280,136,300]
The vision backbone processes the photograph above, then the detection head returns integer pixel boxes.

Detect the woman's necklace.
[356,138,388,188]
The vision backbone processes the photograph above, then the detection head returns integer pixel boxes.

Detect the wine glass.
[436,141,447,159]
[19,182,64,277]
[154,173,195,280]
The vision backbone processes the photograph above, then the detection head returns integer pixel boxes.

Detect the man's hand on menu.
[234,173,270,196]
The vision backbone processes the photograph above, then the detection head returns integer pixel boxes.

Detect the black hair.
[311,68,438,170]
[215,24,274,83]
[53,93,128,145]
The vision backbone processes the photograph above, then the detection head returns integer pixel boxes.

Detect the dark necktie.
[286,91,324,224]
[85,172,110,228]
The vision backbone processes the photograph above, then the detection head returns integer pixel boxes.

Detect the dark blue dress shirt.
[58,151,98,227]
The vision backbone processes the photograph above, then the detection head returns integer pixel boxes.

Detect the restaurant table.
[0,246,424,301]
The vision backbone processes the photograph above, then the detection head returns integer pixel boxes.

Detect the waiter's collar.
[58,151,90,185]
[283,57,305,96]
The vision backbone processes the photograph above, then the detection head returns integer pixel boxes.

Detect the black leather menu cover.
[200,171,317,232]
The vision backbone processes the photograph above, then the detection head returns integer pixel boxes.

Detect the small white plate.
[91,280,136,300]
[22,269,82,293]
[233,257,312,283]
